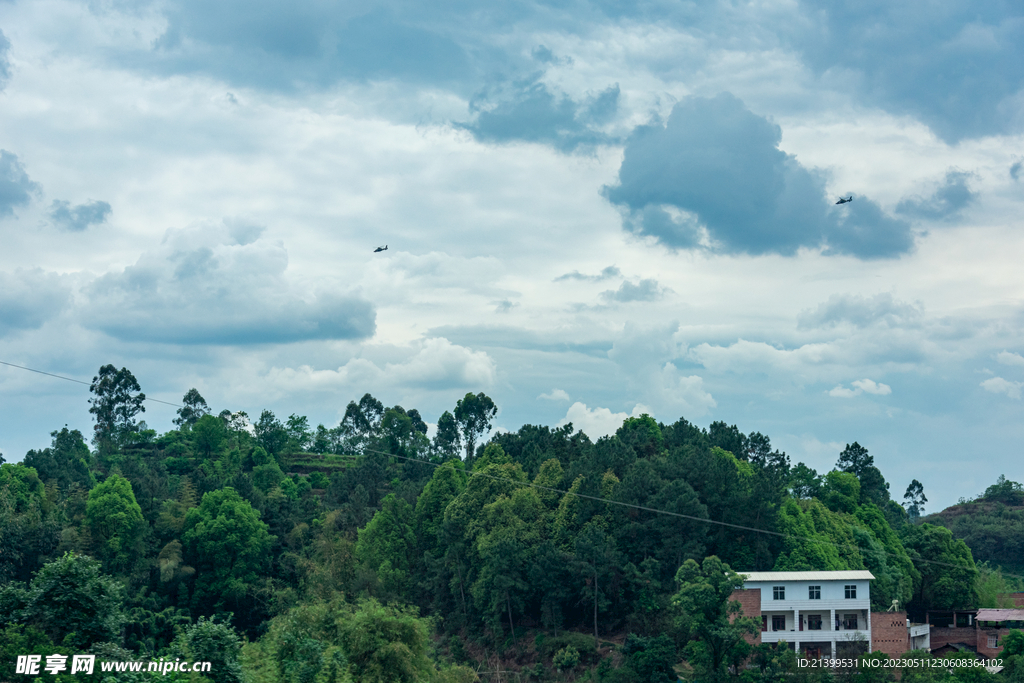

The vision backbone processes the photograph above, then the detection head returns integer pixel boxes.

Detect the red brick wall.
[871,612,909,657]
[731,589,761,645]
[1009,593,1024,608]
[977,627,1004,658]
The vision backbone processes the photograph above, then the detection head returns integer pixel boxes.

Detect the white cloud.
[996,351,1024,367]
[262,337,497,395]
[538,388,571,401]
[851,378,892,395]
[557,402,652,440]
[981,377,1022,400]
[658,363,717,416]
[829,378,892,398]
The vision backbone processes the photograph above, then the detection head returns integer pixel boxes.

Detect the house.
[929,608,1024,658]
[735,571,876,659]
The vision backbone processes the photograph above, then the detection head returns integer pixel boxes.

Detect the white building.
[741,570,875,658]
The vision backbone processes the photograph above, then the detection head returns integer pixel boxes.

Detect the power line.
[0,360,182,408]
[355,445,1023,582]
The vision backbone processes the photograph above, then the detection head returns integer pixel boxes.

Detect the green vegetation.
[0,367,1018,681]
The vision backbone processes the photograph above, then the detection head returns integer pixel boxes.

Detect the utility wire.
[354,445,1024,583]
[0,360,182,408]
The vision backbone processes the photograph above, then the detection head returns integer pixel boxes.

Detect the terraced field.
[281,452,360,475]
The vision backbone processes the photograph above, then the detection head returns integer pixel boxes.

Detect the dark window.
[956,613,971,628]
[772,615,786,631]
[808,614,822,630]
[809,585,821,600]
[845,584,857,599]
[843,614,859,630]
[762,615,767,632]
[773,586,785,600]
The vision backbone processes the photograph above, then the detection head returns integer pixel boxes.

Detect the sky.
[1,0,1023,511]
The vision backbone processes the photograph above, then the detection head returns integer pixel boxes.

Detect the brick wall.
[929,626,978,651]
[1009,593,1024,608]
[871,612,909,657]
[977,627,1005,658]
[731,589,761,645]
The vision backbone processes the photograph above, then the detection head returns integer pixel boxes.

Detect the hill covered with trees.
[1,364,1019,682]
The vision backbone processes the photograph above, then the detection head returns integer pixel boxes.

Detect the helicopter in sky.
[835,195,853,205]
[373,245,388,253]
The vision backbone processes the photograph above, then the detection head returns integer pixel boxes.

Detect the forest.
[1,363,1023,683]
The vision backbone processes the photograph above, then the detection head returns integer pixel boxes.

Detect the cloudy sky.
[1,0,1022,510]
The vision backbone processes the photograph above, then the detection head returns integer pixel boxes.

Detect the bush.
[553,645,581,671]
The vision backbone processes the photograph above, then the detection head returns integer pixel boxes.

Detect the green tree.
[85,473,146,573]
[453,392,497,463]
[11,552,125,649]
[88,364,146,450]
[171,616,244,683]
[23,427,94,491]
[902,523,978,612]
[192,414,227,460]
[904,479,927,522]
[432,411,461,460]
[338,599,436,683]
[789,462,822,499]
[175,388,210,428]
[255,410,288,458]
[356,493,417,598]
[182,488,275,615]
[671,556,757,682]
[0,463,60,581]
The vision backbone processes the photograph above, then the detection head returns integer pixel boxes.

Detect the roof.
[740,571,875,582]
[976,608,1024,622]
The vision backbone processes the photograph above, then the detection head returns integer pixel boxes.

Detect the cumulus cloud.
[657,363,717,416]
[828,378,892,398]
[265,337,497,392]
[80,222,375,344]
[557,402,652,440]
[996,351,1024,367]
[153,4,471,90]
[555,266,621,282]
[463,79,619,152]
[603,93,913,259]
[538,388,570,401]
[49,200,112,231]
[0,150,41,218]
[895,169,978,221]
[1012,161,1023,181]
[798,293,924,329]
[600,278,666,303]
[981,377,1022,400]
[0,269,72,337]
[792,2,1024,142]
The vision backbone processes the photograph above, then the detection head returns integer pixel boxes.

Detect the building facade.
[738,571,876,658]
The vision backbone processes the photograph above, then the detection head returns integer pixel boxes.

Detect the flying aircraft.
[835,196,853,205]
[374,245,388,253]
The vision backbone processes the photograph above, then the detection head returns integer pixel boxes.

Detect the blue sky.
[1,0,1023,510]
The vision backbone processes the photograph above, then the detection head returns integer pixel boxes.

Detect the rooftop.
[740,571,876,582]
[976,609,1024,622]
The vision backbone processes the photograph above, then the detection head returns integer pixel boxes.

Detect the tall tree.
[254,410,288,457]
[88,364,146,450]
[432,411,461,460]
[23,426,94,491]
[453,392,497,463]
[181,488,275,616]
[174,388,210,428]
[85,473,146,573]
[671,556,757,682]
[904,479,927,522]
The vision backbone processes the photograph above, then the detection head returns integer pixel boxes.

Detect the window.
[772,615,786,631]
[988,635,998,649]
[773,586,786,600]
[843,614,859,630]
[808,614,822,631]
[845,584,857,599]
[808,585,821,600]
[762,615,767,632]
